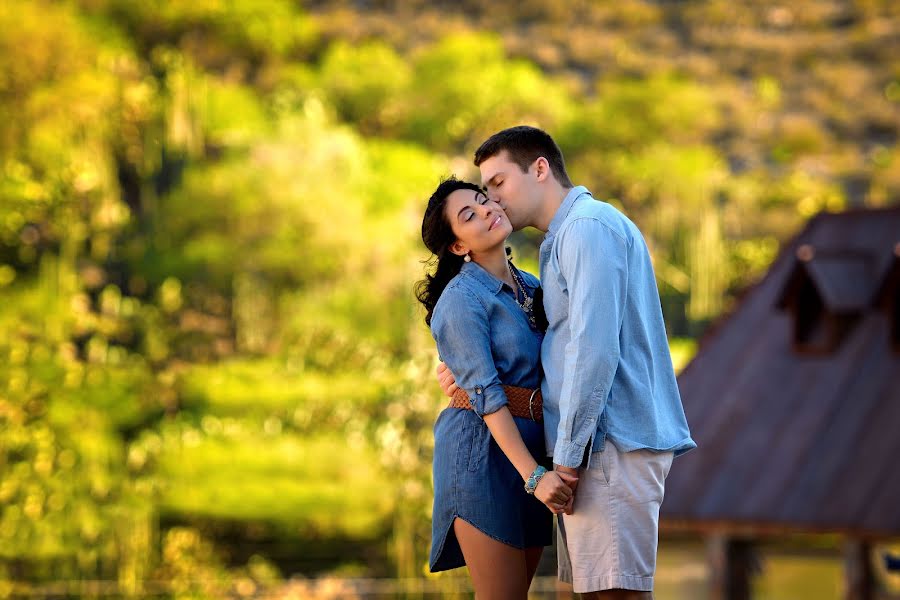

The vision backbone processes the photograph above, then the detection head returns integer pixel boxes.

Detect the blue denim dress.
[428,261,552,573]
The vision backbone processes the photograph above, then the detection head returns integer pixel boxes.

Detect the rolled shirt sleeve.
[431,287,508,417]
[553,218,628,468]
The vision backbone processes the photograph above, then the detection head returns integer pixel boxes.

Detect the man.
[437,126,695,598]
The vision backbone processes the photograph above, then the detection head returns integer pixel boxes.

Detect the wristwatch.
[524,465,547,495]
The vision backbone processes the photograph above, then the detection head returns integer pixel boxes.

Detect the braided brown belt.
[449,385,542,422]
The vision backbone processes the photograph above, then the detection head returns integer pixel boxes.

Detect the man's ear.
[449,241,469,257]
[533,156,550,182]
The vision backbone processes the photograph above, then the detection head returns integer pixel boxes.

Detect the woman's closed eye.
[463,194,489,221]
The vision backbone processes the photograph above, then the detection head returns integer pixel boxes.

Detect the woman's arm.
[431,287,572,511]
[483,408,574,512]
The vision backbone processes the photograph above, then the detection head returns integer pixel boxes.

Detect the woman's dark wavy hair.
[415,177,483,327]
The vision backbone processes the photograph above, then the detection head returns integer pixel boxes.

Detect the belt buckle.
[528,388,539,422]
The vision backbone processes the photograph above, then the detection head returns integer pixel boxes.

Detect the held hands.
[554,465,579,515]
[436,362,458,397]
[534,470,576,515]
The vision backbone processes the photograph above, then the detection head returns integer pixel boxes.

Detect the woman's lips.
[489,215,503,230]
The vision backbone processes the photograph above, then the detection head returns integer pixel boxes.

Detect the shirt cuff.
[470,383,508,417]
[552,439,587,469]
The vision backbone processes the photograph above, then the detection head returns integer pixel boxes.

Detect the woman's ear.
[449,241,469,257]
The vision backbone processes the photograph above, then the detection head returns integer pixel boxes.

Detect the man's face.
[479,150,536,232]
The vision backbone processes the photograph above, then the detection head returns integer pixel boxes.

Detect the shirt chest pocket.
[543,275,569,325]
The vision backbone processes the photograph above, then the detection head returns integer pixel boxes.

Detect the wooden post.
[707,534,757,600]
[843,539,873,600]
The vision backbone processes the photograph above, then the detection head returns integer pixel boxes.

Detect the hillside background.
[1,0,898,598]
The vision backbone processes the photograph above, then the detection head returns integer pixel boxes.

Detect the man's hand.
[533,470,573,514]
[436,362,458,397]
[554,464,579,514]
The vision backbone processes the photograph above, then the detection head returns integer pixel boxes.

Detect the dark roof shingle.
[662,207,900,538]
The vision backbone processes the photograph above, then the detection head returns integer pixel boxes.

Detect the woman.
[415,177,574,599]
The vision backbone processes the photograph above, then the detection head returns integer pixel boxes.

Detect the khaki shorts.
[557,443,674,593]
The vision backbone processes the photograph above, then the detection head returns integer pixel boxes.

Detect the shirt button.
[475,386,482,394]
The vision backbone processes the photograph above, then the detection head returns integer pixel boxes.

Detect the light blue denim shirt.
[430,261,543,416]
[539,186,696,468]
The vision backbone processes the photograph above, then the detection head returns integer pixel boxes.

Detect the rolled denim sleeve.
[553,218,628,468]
[431,287,508,417]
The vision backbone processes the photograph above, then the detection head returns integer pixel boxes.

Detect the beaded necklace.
[507,261,536,328]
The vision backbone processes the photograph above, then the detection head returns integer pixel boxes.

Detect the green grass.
[654,540,845,600]
[752,551,842,600]
[157,428,394,537]
[178,359,401,416]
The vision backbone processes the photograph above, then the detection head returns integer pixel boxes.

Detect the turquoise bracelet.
[524,465,547,495]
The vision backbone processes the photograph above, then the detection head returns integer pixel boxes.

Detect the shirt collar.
[546,185,591,237]
[460,260,504,294]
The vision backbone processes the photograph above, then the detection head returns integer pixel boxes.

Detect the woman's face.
[443,188,512,257]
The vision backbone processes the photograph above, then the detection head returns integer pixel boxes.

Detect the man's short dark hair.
[473,125,573,188]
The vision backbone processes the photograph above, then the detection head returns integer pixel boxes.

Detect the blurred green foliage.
[0,0,897,596]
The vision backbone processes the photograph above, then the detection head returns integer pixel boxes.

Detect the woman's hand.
[435,362,458,397]
[534,470,574,514]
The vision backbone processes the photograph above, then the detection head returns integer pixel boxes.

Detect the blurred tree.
[0,0,895,594]
[319,41,412,135]
[398,32,573,152]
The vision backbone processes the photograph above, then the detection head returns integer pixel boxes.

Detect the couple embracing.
[415,126,696,599]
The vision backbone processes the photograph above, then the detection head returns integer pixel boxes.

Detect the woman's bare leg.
[453,518,529,600]
[525,546,543,587]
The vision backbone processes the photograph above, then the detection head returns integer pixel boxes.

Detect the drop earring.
[463,253,471,262]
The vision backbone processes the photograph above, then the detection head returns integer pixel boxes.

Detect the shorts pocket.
[595,448,612,487]
[662,451,674,480]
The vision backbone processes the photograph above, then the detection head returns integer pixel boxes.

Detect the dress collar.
[460,260,504,294]
[460,260,536,295]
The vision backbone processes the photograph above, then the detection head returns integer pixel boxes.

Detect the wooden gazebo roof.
[661,207,900,539]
